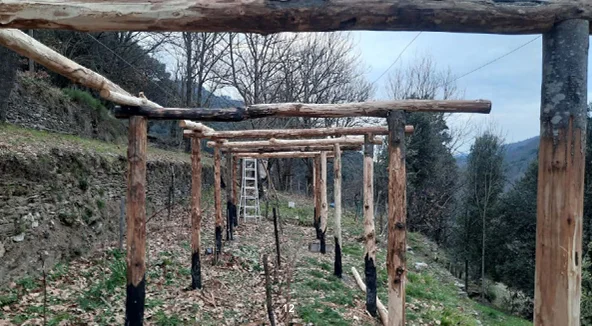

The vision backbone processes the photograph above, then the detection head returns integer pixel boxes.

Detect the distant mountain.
[503,136,539,185]
[455,136,539,187]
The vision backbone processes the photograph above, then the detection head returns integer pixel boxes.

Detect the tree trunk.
[0,45,17,122]
[534,19,588,326]
[125,116,147,326]
[387,110,407,326]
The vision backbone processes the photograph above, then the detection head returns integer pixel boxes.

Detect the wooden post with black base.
[125,116,147,326]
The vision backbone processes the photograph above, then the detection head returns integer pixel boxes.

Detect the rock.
[12,233,25,242]
[0,242,5,258]
[31,220,39,228]
[414,262,428,271]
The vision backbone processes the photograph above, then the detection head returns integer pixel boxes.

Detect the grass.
[288,200,532,326]
[0,123,212,166]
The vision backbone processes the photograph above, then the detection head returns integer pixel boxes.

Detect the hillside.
[0,187,531,325]
[456,136,539,185]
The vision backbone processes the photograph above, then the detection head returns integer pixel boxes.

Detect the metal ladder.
[239,158,261,222]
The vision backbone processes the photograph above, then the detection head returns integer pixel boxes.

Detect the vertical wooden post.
[534,20,588,326]
[319,151,328,254]
[226,151,234,241]
[125,116,147,326]
[387,110,407,326]
[363,134,377,317]
[214,144,223,263]
[190,137,202,289]
[333,143,343,278]
[313,156,321,239]
[232,155,239,227]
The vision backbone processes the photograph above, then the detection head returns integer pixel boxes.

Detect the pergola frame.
[0,3,586,325]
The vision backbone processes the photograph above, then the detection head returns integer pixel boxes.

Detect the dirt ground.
[0,201,376,326]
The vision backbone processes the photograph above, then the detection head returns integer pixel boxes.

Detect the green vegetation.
[0,123,209,165]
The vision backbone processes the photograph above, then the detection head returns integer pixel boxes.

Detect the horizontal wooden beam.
[208,136,382,149]
[181,124,414,139]
[225,145,362,153]
[114,100,490,121]
[179,120,214,134]
[235,151,335,159]
[0,29,161,109]
[1,1,591,34]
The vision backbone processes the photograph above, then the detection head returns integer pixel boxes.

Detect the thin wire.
[438,35,541,89]
[371,32,422,85]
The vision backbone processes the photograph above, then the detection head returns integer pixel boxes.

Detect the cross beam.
[114,100,490,121]
[208,136,383,149]
[181,123,414,139]
[223,145,362,153]
[1,1,591,34]
[235,151,335,159]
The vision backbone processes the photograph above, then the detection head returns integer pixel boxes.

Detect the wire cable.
[371,32,422,85]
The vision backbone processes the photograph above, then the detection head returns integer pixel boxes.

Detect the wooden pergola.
[0,2,587,326]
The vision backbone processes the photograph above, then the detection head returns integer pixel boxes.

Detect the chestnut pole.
[214,144,223,264]
[232,155,239,227]
[115,100,491,120]
[534,20,589,326]
[182,125,415,139]
[222,145,361,153]
[363,134,377,317]
[3,1,592,34]
[190,137,202,289]
[387,111,407,326]
[125,116,147,325]
[226,151,234,241]
[319,151,328,254]
[314,156,322,239]
[333,143,343,278]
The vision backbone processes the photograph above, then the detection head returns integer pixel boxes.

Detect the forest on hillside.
[1,30,591,323]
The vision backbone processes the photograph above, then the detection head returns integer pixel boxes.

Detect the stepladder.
[239,158,261,222]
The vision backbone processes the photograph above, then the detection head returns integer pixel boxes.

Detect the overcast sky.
[354,32,592,152]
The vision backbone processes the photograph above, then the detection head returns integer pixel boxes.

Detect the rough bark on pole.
[232,155,239,227]
[183,125,414,139]
[534,20,588,326]
[190,137,203,290]
[387,110,407,326]
[125,116,147,326]
[235,151,336,159]
[221,145,361,153]
[226,151,234,241]
[214,145,223,264]
[208,136,383,149]
[3,2,592,35]
[319,151,328,254]
[363,134,377,317]
[333,143,343,278]
[313,156,321,239]
[114,100,491,120]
